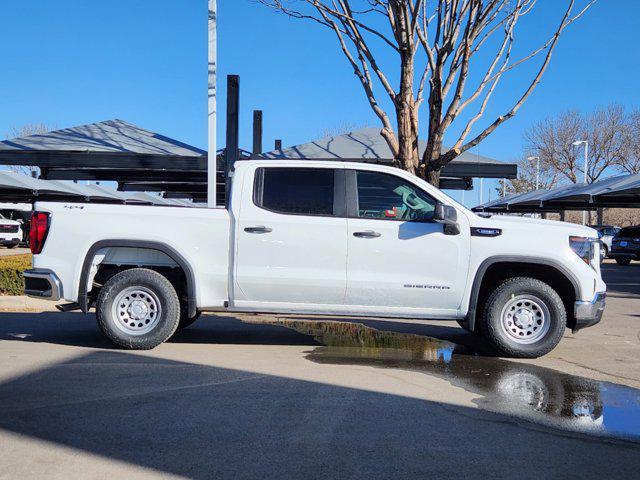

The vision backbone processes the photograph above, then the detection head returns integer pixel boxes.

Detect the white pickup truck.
[24,160,606,357]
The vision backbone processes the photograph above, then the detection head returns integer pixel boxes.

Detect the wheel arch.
[78,239,197,317]
[464,256,581,333]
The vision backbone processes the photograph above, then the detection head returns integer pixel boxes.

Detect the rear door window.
[254,167,336,216]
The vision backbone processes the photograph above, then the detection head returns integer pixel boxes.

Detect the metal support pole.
[252,110,263,158]
[225,75,240,205]
[582,141,589,225]
[207,0,217,208]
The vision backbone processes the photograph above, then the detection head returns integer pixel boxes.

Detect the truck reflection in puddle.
[263,319,640,442]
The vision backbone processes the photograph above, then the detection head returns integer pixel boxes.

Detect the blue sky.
[1,0,638,206]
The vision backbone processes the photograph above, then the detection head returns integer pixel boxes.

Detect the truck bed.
[32,202,231,308]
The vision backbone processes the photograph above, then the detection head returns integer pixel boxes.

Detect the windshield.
[617,227,640,238]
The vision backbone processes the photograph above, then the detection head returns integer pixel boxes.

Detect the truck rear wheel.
[616,257,631,266]
[478,277,566,358]
[96,268,180,350]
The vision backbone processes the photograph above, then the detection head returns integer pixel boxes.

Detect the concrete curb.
[0,295,62,312]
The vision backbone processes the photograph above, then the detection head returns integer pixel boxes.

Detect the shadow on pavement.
[0,348,639,479]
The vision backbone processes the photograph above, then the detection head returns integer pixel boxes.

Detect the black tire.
[6,244,17,249]
[96,268,180,350]
[616,257,631,266]
[177,304,201,330]
[478,277,566,358]
[602,244,609,259]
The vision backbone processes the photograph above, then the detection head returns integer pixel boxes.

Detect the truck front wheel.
[478,277,566,358]
[96,268,181,349]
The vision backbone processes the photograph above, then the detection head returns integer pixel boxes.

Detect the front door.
[233,166,347,309]
[345,170,469,317]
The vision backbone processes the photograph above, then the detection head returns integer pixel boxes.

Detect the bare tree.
[497,154,561,197]
[523,105,625,185]
[618,109,640,174]
[257,0,595,185]
[3,124,53,177]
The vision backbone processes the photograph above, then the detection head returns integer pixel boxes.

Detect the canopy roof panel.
[259,127,517,179]
[0,171,193,206]
[474,173,640,212]
[0,119,206,156]
[0,119,207,170]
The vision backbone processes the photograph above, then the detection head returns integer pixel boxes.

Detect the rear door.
[233,166,348,309]
[344,169,469,316]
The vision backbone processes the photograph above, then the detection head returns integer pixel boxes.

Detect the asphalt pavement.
[0,261,638,479]
[0,246,29,257]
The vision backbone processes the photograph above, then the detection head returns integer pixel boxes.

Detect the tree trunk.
[396,100,419,174]
[394,30,419,175]
[426,168,441,186]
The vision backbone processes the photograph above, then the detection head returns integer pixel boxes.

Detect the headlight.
[569,236,598,270]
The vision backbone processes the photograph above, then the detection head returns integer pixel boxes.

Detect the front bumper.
[0,238,20,246]
[611,251,640,259]
[23,269,63,301]
[573,292,606,332]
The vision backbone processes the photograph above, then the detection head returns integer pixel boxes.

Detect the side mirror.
[434,202,460,235]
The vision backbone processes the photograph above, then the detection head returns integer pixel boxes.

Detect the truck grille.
[0,225,19,234]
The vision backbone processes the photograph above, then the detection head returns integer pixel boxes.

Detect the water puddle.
[265,319,640,442]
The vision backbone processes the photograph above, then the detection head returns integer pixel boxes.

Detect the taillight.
[30,212,50,254]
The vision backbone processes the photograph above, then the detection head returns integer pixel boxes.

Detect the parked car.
[610,226,640,265]
[590,225,620,258]
[23,160,606,358]
[0,213,23,249]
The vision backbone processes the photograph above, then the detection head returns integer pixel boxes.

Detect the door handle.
[353,230,381,238]
[244,226,272,234]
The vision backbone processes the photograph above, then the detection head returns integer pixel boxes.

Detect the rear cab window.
[253,167,341,216]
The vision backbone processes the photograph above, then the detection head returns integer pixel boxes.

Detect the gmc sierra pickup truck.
[24,160,606,357]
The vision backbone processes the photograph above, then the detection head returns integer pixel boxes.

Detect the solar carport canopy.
[0,171,195,206]
[474,173,640,212]
[258,127,517,179]
[0,119,207,173]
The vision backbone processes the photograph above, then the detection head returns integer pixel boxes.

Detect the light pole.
[207,0,217,208]
[527,156,540,190]
[572,140,589,225]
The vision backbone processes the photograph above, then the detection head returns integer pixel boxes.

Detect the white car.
[23,160,606,358]
[0,214,22,249]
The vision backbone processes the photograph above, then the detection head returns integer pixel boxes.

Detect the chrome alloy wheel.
[500,294,550,344]
[111,286,162,335]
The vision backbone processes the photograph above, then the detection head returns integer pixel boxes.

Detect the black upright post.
[252,110,263,158]
[225,75,240,205]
